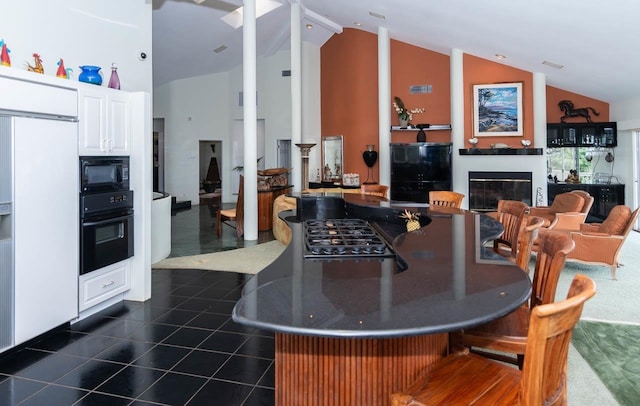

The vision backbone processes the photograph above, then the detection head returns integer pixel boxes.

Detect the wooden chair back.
[492,200,528,262]
[429,191,464,208]
[515,216,545,272]
[520,274,596,405]
[530,230,574,310]
[234,175,245,237]
[217,175,244,237]
[391,274,596,406]
[360,184,389,198]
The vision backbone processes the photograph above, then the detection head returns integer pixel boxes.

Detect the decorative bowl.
[520,139,532,148]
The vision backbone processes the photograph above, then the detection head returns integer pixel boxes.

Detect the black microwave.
[80,156,130,193]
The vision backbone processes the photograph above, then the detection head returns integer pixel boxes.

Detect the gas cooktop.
[303,219,395,259]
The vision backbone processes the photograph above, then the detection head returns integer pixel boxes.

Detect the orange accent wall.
[462,54,534,149]
[546,86,609,123]
[320,30,610,180]
[321,29,378,180]
[321,29,451,181]
[390,40,451,144]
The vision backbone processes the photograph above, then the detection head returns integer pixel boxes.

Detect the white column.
[243,0,258,240]
[533,72,548,204]
[290,2,302,192]
[450,48,465,205]
[378,27,391,187]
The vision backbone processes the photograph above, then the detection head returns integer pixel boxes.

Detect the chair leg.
[611,264,618,281]
[216,209,222,236]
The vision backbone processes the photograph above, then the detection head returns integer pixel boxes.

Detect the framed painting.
[473,82,523,137]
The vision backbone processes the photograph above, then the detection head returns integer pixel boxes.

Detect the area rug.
[571,320,640,406]
[152,240,286,274]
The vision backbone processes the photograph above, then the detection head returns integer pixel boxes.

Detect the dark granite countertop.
[233,195,531,338]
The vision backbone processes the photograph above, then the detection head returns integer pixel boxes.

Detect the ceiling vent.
[542,60,564,69]
[410,85,432,94]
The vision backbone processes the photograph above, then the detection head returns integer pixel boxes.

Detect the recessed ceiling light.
[542,60,564,69]
[354,22,362,26]
[495,54,506,60]
[213,45,227,53]
[369,11,385,20]
[306,23,313,29]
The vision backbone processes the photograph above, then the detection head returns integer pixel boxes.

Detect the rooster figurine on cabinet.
[26,53,44,73]
[0,39,10,67]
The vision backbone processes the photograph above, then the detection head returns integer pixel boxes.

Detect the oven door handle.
[82,214,133,227]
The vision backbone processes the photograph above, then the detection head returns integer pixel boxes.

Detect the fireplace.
[468,171,532,212]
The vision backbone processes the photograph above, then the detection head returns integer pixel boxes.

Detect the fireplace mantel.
[459,148,543,156]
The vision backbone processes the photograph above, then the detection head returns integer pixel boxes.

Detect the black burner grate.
[304,219,394,258]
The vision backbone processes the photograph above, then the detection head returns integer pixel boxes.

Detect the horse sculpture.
[558,100,599,123]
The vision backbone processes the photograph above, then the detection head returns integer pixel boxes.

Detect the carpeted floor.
[572,320,640,406]
[558,230,640,405]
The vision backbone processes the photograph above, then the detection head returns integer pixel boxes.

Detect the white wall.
[3,0,152,94]
[611,97,640,209]
[154,71,232,203]
[154,46,322,204]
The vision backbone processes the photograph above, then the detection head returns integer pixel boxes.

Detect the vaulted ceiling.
[152,0,640,104]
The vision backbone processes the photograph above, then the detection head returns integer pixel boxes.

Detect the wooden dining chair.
[491,200,544,272]
[451,229,575,368]
[360,184,389,198]
[391,274,596,406]
[428,190,464,208]
[492,200,528,258]
[216,175,244,238]
[514,216,545,272]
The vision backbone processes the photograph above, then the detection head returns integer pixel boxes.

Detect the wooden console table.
[258,185,291,231]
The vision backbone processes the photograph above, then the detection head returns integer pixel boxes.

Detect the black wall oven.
[80,157,134,275]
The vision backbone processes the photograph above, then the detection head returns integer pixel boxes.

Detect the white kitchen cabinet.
[78,86,130,155]
[79,260,130,312]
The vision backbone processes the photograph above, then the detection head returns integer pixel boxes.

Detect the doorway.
[152,118,165,192]
[277,139,292,185]
[199,141,222,193]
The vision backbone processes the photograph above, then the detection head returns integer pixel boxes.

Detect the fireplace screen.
[469,171,532,212]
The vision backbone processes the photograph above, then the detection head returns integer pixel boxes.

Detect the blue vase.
[79,65,102,85]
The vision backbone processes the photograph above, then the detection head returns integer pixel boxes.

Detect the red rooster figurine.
[26,53,44,74]
[0,39,10,67]
[56,58,68,79]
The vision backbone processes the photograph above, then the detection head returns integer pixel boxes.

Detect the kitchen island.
[233,193,531,405]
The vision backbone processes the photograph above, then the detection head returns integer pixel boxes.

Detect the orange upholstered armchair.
[528,191,591,230]
[561,205,639,280]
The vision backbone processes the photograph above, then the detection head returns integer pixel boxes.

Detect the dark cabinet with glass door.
[547,122,616,148]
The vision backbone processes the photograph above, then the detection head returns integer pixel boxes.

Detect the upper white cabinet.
[79,86,130,155]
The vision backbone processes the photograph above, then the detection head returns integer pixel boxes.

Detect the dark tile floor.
[169,204,275,257]
[0,205,277,405]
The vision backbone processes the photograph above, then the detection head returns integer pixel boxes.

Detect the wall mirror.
[322,135,343,181]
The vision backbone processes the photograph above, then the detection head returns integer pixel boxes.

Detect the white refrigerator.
[0,114,78,352]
